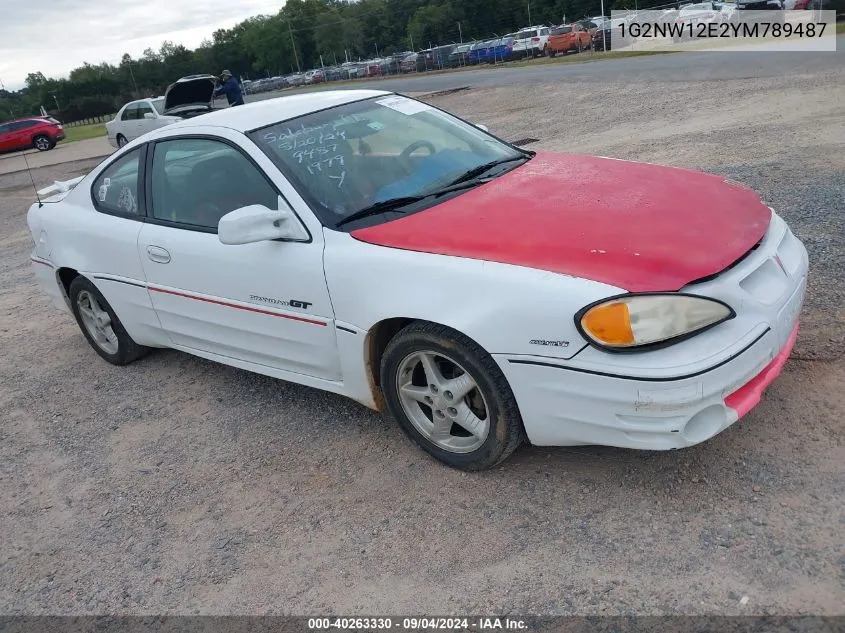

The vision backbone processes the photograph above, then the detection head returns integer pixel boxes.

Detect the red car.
[0,117,65,153]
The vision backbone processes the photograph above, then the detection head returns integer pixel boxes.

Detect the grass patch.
[837,21,845,34]
[59,122,106,144]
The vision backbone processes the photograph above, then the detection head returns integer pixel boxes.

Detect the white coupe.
[106,75,217,148]
[29,90,808,470]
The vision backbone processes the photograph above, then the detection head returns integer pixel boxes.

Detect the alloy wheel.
[396,350,490,453]
[76,290,119,355]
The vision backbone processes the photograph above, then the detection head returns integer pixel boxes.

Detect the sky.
[0,0,285,91]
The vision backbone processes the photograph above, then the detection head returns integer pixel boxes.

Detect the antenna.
[22,151,43,208]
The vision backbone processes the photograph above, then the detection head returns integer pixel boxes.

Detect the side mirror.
[475,123,490,132]
[218,197,309,245]
[144,112,156,120]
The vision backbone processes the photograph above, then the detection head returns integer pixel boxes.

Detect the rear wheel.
[381,322,525,470]
[116,134,128,147]
[33,135,53,151]
[69,276,149,366]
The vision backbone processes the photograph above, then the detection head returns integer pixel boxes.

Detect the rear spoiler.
[37,175,85,198]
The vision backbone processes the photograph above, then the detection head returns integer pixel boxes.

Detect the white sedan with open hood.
[29,90,808,470]
[105,75,217,148]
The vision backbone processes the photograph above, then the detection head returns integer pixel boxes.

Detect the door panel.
[138,136,340,381]
[0,125,12,151]
[135,103,158,138]
[138,224,340,380]
[120,104,141,140]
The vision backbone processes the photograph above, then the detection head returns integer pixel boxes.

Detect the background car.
[547,23,593,56]
[400,53,418,72]
[491,36,517,62]
[106,75,217,148]
[106,98,171,148]
[593,18,629,50]
[511,25,552,58]
[0,116,64,153]
[468,40,493,64]
[448,44,474,67]
[673,1,728,39]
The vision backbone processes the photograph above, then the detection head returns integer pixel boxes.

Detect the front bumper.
[496,211,809,449]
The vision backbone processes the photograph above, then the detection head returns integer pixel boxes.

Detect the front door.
[120,103,142,140]
[137,136,341,381]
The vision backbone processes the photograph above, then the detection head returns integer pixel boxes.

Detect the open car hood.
[163,75,216,115]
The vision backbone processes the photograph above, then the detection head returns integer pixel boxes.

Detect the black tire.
[549,48,556,58]
[68,276,149,366]
[116,134,128,147]
[33,134,53,152]
[381,321,525,471]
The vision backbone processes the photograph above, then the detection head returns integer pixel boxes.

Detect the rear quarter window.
[91,148,143,217]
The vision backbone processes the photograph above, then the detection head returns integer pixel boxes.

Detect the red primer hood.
[351,152,772,292]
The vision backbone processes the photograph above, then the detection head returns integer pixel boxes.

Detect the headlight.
[576,294,734,351]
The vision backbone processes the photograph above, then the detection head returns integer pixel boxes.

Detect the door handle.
[147,245,171,264]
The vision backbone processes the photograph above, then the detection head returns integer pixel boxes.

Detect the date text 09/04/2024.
[307,617,529,630]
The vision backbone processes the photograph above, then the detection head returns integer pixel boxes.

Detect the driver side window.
[149,138,279,231]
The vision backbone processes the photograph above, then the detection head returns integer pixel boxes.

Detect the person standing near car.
[214,70,245,107]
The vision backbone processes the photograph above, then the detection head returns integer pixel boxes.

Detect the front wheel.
[69,276,149,365]
[33,135,53,151]
[381,322,525,470]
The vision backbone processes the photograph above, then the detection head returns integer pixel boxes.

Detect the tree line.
[2,0,839,123]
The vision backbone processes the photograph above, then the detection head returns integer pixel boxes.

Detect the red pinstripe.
[147,286,327,326]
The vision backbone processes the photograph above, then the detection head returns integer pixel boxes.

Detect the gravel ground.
[1,65,844,616]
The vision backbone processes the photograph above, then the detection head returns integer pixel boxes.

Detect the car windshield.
[552,26,573,34]
[517,29,538,39]
[151,98,165,115]
[249,95,527,229]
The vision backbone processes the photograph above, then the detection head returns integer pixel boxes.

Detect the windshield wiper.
[335,156,531,229]
[444,155,530,187]
[335,195,425,228]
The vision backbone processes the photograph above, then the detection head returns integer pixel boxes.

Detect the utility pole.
[375,42,379,57]
[528,0,533,24]
[600,0,606,50]
[127,61,138,93]
[287,20,301,72]
[410,33,414,50]
[458,22,463,43]
[52,94,60,111]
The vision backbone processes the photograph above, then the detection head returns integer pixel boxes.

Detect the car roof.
[1,116,49,124]
[164,89,391,133]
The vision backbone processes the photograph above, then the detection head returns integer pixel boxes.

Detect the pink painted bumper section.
[725,322,800,419]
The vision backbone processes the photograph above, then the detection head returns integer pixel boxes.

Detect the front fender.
[324,230,623,360]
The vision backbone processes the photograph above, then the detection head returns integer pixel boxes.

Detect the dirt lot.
[1,66,844,616]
